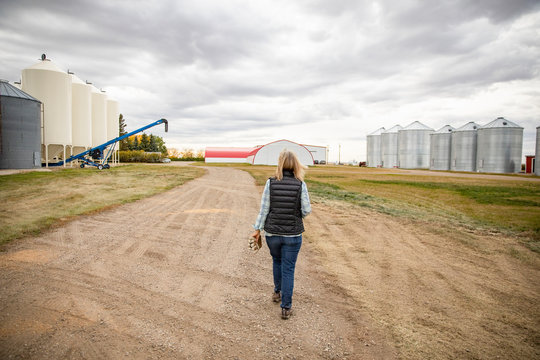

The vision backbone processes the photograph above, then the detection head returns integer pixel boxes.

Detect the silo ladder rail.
[44,118,168,169]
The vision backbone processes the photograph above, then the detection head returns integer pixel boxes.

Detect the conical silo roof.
[383,125,402,133]
[0,80,40,102]
[24,58,65,73]
[454,121,480,132]
[433,125,455,134]
[368,127,385,136]
[402,121,433,131]
[480,117,523,129]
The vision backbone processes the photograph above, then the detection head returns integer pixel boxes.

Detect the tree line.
[118,114,167,154]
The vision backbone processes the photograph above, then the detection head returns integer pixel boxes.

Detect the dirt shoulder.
[0,166,394,359]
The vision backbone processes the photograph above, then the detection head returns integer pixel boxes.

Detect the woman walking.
[251,150,311,319]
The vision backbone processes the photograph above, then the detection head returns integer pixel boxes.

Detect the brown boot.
[281,308,293,320]
[272,291,281,303]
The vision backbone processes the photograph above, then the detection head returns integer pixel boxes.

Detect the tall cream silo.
[71,74,92,156]
[106,98,119,163]
[451,122,479,172]
[22,55,72,166]
[91,85,107,147]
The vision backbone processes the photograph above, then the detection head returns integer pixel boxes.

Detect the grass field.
[230,164,540,247]
[0,164,205,246]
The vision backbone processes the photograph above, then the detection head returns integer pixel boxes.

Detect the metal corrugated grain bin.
[398,121,433,169]
[536,126,540,176]
[430,125,454,170]
[0,81,42,169]
[451,122,479,172]
[476,117,523,173]
[381,125,402,168]
[366,127,384,167]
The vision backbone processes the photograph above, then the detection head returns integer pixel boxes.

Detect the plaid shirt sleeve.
[253,179,271,230]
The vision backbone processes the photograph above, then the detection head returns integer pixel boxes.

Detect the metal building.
[398,121,433,169]
[0,80,42,169]
[250,139,314,166]
[536,126,540,176]
[430,125,455,170]
[381,125,402,168]
[451,122,479,172]
[22,55,72,166]
[366,127,384,167]
[476,117,523,173]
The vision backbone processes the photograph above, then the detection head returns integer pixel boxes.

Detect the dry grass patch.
[0,164,205,245]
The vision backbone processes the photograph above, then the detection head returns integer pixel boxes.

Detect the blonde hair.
[275,149,306,181]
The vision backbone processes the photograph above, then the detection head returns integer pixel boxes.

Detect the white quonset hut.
[430,125,455,170]
[536,126,540,176]
[366,127,384,167]
[71,74,92,156]
[303,144,327,164]
[476,117,523,173]
[398,121,433,169]
[22,56,72,166]
[249,140,314,166]
[451,122,479,172]
[381,125,402,168]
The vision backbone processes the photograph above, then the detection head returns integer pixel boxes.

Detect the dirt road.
[0,167,394,359]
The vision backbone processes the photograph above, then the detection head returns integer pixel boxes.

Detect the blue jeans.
[265,235,302,309]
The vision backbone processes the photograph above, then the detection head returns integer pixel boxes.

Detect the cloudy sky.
[1,0,539,162]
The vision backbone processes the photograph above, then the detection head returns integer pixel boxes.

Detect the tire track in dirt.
[0,166,395,359]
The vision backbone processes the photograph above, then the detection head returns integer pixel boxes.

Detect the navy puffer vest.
[264,170,305,235]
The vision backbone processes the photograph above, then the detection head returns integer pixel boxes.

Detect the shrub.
[119,150,164,163]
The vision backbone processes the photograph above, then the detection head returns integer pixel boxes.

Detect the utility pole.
[338,144,341,165]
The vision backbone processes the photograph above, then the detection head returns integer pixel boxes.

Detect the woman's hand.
[251,229,261,240]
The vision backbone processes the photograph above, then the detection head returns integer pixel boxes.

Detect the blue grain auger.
[48,118,168,170]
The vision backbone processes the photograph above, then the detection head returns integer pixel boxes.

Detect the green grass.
[0,164,205,246]
[214,164,540,245]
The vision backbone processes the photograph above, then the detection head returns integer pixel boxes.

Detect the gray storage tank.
[451,122,479,172]
[536,126,540,176]
[476,117,523,173]
[381,125,402,168]
[366,127,384,167]
[430,125,455,170]
[398,121,433,169]
[0,80,42,169]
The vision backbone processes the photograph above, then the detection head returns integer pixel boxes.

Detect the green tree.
[118,114,128,150]
[140,133,150,151]
[149,135,158,152]
[133,136,140,150]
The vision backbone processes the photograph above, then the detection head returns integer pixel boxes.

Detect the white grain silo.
[381,125,402,168]
[476,117,523,173]
[106,98,119,163]
[22,55,72,166]
[366,127,384,167]
[536,126,540,176]
[451,122,479,172]
[91,85,108,147]
[71,74,92,156]
[430,125,455,170]
[398,121,433,169]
